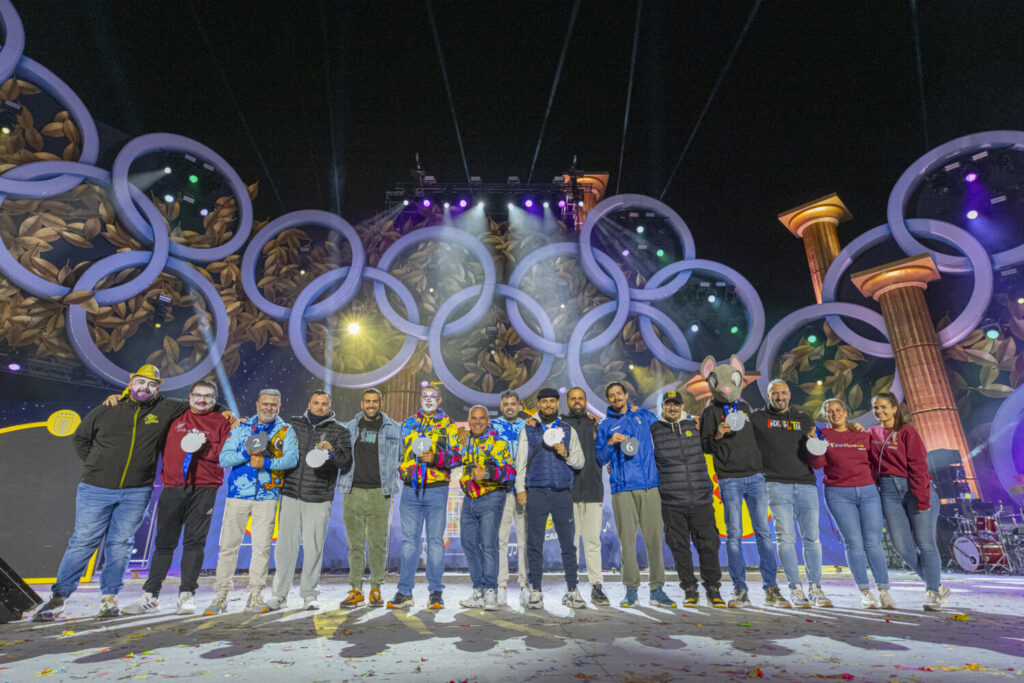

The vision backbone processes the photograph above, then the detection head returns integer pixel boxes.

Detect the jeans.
[766,482,822,589]
[396,485,449,595]
[526,487,578,590]
[824,485,889,590]
[53,482,153,598]
[144,485,217,596]
[879,476,941,591]
[461,490,505,591]
[719,473,777,592]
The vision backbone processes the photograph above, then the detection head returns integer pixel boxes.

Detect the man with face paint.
[388,385,462,610]
[491,390,530,607]
[205,389,299,615]
[121,380,233,616]
[34,366,232,622]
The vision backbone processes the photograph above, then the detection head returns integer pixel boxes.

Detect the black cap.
[662,390,683,404]
[537,387,560,400]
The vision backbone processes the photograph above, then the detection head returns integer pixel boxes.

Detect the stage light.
[403,199,410,206]
[153,294,172,329]
[558,386,567,394]
[543,201,550,208]
[420,380,429,388]
[966,209,978,220]
[636,225,645,234]
[507,202,514,209]
[347,322,360,335]
[199,208,209,217]
[577,200,584,206]
[689,322,700,333]
[163,166,172,174]
[1018,297,1024,305]
[816,379,823,386]
[163,194,175,203]
[730,325,740,335]
[188,173,199,184]
[459,199,468,208]
[558,200,566,208]
[7,362,20,371]
[0,126,9,135]
[656,248,665,257]
[478,201,486,208]
[560,303,565,309]
[986,328,1000,340]
[443,201,450,208]
[525,199,534,208]
[628,364,635,370]
[707,294,716,303]
[422,198,431,208]
[807,334,818,344]
[621,249,630,257]
[965,172,978,183]
[298,240,311,276]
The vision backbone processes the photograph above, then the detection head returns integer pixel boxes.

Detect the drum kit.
[943,500,1024,574]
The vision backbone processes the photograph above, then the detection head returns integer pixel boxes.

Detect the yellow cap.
[129,364,163,384]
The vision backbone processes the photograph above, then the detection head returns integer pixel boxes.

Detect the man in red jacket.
[122,380,232,615]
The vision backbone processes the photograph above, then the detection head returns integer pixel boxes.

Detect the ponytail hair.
[818,397,851,430]
[871,391,905,431]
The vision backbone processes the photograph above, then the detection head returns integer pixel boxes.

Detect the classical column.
[382,365,420,421]
[561,173,609,230]
[850,254,979,495]
[778,193,852,303]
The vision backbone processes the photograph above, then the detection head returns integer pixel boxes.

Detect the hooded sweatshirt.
[749,406,816,485]
[699,400,762,480]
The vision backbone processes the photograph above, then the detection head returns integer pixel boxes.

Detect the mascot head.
[699,354,745,403]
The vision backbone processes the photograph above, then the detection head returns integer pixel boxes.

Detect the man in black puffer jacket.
[650,391,724,608]
[268,390,353,610]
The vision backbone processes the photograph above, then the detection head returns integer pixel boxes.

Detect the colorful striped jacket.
[459,428,515,498]
[399,409,462,488]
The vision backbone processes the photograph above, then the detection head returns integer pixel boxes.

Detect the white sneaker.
[244,591,269,613]
[496,586,508,606]
[878,589,896,609]
[176,592,196,615]
[923,590,942,612]
[938,584,951,602]
[808,585,833,608]
[561,588,587,609]
[303,598,320,611]
[519,585,532,608]
[122,591,159,615]
[860,590,879,609]
[265,595,284,611]
[460,589,485,608]
[527,588,544,609]
[789,585,811,609]
[483,589,499,611]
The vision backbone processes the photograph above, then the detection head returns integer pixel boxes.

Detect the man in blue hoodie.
[204,389,298,615]
[596,382,674,608]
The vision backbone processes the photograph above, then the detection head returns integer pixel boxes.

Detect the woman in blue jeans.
[813,399,894,609]
[868,392,947,612]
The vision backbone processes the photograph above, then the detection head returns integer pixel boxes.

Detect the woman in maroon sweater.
[868,392,945,612]
[813,398,893,609]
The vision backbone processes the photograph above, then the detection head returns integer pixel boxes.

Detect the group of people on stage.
[31,362,949,622]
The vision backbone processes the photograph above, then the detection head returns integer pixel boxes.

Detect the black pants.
[143,486,218,596]
[661,503,722,591]
[526,486,577,590]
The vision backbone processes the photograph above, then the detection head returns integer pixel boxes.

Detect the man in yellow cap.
[32,365,231,622]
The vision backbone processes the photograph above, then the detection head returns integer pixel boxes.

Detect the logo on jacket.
[144,414,159,425]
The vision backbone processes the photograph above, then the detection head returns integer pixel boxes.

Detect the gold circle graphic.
[46,410,82,437]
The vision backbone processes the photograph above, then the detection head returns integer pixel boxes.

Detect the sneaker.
[938,584,951,602]
[650,587,676,608]
[683,587,700,607]
[620,586,638,608]
[562,587,587,609]
[923,590,942,612]
[427,591,444,610]
[244,591,269,613]
[519,585,532,608]
[32,595,65,622]
[764,585,792,608]
[496,586,508,607]
[368,588,384,608]
[728,588,751,608]
[878,589,896,609]
[97,594,120,618]
[460,589,485,608]
[121,591,159,615]
[483,588,499,611]
[706,587,727,608]
[386,592,413,609]
[808,585,833,608]
[527,588,544,609]
[789,585,811,609]
[590,583,610,606]
[176,592,196,615]
[340,589,365,609]
[860,590,879,609]
[303,598,320,611]
[265,595,284,611]
[203,595,228,615]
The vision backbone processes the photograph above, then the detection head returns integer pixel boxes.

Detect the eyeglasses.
[190,392,216,400]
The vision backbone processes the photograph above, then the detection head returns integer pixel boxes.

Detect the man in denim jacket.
[338,388,403,609]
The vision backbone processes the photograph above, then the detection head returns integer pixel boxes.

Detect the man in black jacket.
[33,365,232,622]
[651,391,724,608]
[563,387,609,606]
[267,390,353,610]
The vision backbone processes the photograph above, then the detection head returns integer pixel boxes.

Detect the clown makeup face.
[189,386,217,414]
[420,388,441,416]
[130,376,160,403]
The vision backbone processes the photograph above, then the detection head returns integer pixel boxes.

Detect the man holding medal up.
[388,385,462,610]
[515,387,586,609]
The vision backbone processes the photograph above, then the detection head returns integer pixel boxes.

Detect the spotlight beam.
[615,0,644,196]
[426,0,471,183]
[526,0,582,184]
[660,0,762,200]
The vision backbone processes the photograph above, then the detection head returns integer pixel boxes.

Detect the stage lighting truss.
[385,178,576,220]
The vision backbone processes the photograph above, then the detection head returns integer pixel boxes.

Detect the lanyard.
[722,401,740,417]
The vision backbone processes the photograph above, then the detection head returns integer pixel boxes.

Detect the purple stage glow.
[967,209,979,220]
[7,362,20,371]
[459,199,468,208]
[422,198,431,208]
[558,199,566,208]
[199,208,209,216]
[524,199,534,208]
[965,172,978,183]
[621,249,630,257]
[420,380,429,388]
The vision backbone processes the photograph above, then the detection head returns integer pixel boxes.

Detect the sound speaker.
[0,555,42,623]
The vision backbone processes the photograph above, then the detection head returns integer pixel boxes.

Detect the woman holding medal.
[812,398,894,609]
[868,392,947,612]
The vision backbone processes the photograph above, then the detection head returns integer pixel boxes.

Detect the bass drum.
[951,535,1005,573]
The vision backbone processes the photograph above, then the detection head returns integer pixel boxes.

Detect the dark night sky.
[13,0,1024,321]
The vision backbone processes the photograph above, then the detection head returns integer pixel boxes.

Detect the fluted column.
[778,193,852,303]
[851,254,979,495]
[382,366,419,422]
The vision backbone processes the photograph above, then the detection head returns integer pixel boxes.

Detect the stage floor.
[2,572,1023,681]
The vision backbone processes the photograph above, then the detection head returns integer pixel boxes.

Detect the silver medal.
[180,429,206,454]
[412,435,433,456]
[725,411,746,431]
[543,426,565,447]
[622,437,640,456]
[306,447,330,468]
[245,432,269,454]
[806,437,828,456]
